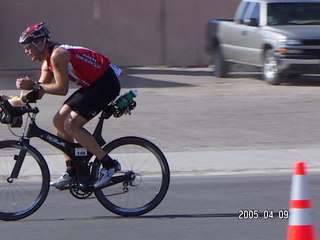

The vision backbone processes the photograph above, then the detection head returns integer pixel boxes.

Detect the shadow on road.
[281,74,320,86]
[111,213,239,219]
[22,211,289,221]
[119,75,194,88]
[127,68,212,76]
[226,72,320,86]
[0,72,194,90]
[20,213,239,222]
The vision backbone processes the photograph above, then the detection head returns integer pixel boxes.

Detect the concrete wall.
[0,0,240,70]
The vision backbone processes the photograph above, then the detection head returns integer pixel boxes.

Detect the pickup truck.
[206,0,320,84]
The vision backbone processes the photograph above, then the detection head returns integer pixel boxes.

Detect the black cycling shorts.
[64,66,121,120]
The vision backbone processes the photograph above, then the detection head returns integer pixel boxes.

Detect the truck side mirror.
[243,18,259,27]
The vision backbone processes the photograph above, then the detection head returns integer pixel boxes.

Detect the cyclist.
[16,22,121,191]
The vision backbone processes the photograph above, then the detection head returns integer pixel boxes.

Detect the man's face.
[23,41,43,61]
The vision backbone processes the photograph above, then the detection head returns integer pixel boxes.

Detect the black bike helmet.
[19,22,50,44]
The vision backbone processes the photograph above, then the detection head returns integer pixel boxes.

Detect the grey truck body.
[206,0,320,84]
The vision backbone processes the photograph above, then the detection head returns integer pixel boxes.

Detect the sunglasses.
[23,44,32,50]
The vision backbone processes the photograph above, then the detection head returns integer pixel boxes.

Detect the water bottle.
[116,90,138,110]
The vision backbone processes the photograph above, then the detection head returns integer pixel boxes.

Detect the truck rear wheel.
[213,45,229,78]
[263,49,283,85]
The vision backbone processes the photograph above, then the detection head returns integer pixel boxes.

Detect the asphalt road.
[0,174,319,240]
[2,69,320,174]
[1,69,320,239]
[2,69,320,154]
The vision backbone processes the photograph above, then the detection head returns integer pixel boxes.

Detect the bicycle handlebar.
[0,98,39,128]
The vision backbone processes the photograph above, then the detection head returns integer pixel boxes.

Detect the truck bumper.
[278,58,320,73]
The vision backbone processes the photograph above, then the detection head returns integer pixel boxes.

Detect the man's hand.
[16,77,35,90]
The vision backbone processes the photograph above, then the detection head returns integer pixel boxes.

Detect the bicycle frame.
[8,104,136,189]
[25,113,106,161]
[9,107,108,180]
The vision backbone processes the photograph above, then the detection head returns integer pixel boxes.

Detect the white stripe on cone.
[289,209,314,226]
[290,175,310,200]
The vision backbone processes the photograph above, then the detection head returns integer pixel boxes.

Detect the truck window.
[243,2,260,26]
[235,1,251,23]
[250,3,260,23]
[267,3,320,26]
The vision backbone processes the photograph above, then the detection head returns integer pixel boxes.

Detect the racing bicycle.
[0,90,170,221]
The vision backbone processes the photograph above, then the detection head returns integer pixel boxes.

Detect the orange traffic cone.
[287,162,316,240]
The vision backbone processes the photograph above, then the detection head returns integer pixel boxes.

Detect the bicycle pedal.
[78,183,94,193]
[56,186,69,191]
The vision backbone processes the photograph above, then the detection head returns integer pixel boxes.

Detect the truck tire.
[213,45,229,78]
[263,49,283,85]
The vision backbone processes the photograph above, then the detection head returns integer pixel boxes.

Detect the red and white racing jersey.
[47,44,111,87]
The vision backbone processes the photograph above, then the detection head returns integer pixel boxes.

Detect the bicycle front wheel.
[0,140,50,221]
[94,137,170,216]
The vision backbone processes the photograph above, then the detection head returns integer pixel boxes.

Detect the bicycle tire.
[93,137,170,216]
[0,140,50,221]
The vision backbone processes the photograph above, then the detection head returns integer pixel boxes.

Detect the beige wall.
[0,0,240,70]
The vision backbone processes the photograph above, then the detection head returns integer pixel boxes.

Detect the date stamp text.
[238,209,289,220]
